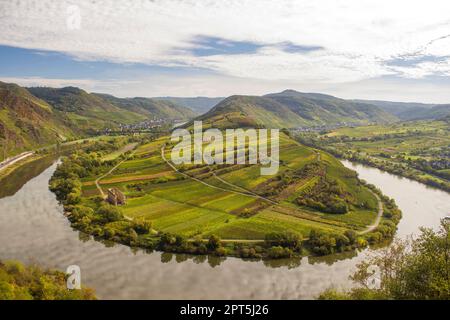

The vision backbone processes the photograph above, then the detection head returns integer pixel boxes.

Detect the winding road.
[0,152,34,173]
[161,144,383,234]
[161,144,278,204]
[358,190,383,234]
[92,143,384,239]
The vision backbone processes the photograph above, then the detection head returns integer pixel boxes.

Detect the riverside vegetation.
[49,130,401,260]
[0,260,96,300]
[295,119,450,192]
[319,220,449,300]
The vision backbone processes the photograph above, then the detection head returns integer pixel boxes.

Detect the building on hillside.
[106,187,126,206]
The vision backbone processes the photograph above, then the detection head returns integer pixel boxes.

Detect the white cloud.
[0,76,140,92]
[0,77,99,88]
[1,0,450,101]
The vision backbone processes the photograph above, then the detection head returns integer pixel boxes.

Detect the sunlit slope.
[190,90,396,129]
[28,86,148,130]
[82,133,379,239]
[0,82,77,161]
[95,94,196,120]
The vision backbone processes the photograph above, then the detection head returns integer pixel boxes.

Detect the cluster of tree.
[296,176,352,214]
[349,153,450,192]
[364,221,397,244]
[157,234,227,256]
[155,231,306,260]
[0,260,96,300]
[49,151,108,205]
[319,221,449,300]
[407,157,450,178]
[264,232,303,259]
[257,162,324,198]
[296,132,450,192]
[307,229,366,256]
[67,203,157,249]
[265,232,303,249]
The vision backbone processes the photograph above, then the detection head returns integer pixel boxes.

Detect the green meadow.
[299,120,450,192]
[81,132,381,240]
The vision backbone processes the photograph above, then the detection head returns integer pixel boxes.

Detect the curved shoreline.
[1,152,448,299]
[51,140,398,261]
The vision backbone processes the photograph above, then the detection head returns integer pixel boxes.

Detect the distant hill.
[0,82,76,161]
[28,87,148,131]
[193,90,397,129]
[353,99,450,120]
[95,94,195,121]
[396,104,450,121]
[152,96,224,114]
[1,83,199,161]
[194,95,306,128]
[265,90,397,124]
[353,99,435,115]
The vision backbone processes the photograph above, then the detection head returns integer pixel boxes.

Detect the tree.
[132,218,152,234]
[319,221,450,300]
[266,246,293,259]
[265,232,302,249]
[97,205,124,223]
[207,234,221,251]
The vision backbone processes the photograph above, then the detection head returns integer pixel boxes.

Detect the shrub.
[132,218,152,234]
[97,205,124,223]
[207,234,221,251]
[265,232,302,249]
[266,246,293,259]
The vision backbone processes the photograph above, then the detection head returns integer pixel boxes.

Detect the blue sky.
[1,0,450,102]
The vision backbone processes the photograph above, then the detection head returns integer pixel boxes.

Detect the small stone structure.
[106,187,126,206]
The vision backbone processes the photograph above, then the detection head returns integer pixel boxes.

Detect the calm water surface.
[0,158,448,299]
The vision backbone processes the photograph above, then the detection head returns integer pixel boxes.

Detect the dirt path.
[162,143,383,238]
[95,159,127,198]
[0,152,34,173]
[358,190,383,235]
[161,144,277,204]
[95,145,139,198]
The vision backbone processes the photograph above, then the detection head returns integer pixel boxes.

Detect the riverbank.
[0,135,116,181]
[0,259,96,300]
[0,153,44,181]
[50,137,402,261]
[0,157,448,299]
[294,123,450,193]
[297,137,450,193]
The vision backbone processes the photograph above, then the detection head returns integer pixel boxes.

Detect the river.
[0,157,448,299]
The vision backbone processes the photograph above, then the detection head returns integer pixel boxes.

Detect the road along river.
[0,157,448,299]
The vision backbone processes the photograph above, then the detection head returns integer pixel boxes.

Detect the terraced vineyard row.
[80,133,382,240]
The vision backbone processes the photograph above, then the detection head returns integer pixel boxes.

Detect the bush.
[319,221,450,300]
[97,205,124,223]
[0,260,96,300]
[207,234,221,251]
[344,230,357,244]
[265,232,302,249]
[132,218,152,234]
[266,246,293,259]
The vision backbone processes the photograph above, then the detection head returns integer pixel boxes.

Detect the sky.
[1,0,450,103]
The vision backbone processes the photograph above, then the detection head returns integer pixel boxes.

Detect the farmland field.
[296,119,450,192]
[80,133,383,240]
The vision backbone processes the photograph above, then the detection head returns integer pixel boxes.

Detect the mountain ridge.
[193,90,398,129]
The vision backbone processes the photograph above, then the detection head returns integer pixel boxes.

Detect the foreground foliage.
[319,221,450,300]
[0,260,96,300]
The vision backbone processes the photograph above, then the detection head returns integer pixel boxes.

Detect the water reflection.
[0,158,448,299]
[0,155,57,198]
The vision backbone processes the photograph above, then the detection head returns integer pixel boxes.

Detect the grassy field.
[80,132,381,240]
[297,119,450,192]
